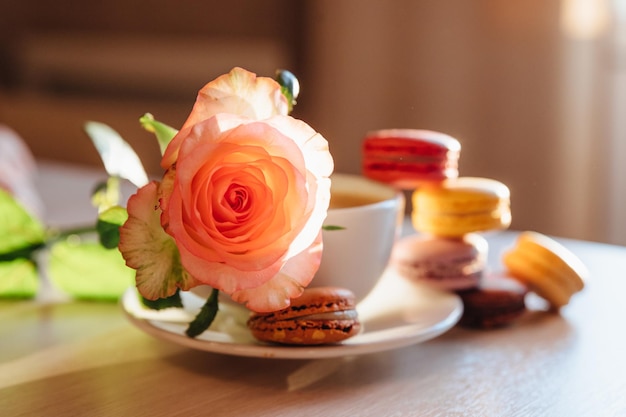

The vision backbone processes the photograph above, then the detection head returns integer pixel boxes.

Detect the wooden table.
[1,162,626,416]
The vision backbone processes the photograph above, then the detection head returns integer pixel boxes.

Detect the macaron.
[246,287,361,345]
[412,177,511,237]
[362,129,461,189]
[458,273,528,329]
[389,233,488,292]
[503,231,587,310]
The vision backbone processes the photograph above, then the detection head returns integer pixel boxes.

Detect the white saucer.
[121,270,463,359]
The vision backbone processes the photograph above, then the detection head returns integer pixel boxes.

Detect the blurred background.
[0,0,624,245]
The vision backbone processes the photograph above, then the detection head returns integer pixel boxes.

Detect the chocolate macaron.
[458,273,528,329]
[247,287,361,345]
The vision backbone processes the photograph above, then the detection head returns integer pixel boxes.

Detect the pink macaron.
[362,129,461,189]
[389,233,488,291]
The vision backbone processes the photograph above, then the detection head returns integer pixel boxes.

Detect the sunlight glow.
[561,0,610,39]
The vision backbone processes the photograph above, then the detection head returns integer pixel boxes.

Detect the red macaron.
[362,129,461,189]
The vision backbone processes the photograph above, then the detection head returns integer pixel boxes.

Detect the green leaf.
[84,121,149,187]
[91,176,121,212]
[322,225,346,231]
[140,290,183,310]
[0,189,46,256]
[97,206,128,249]
[48,238,135,300]
[0,242,45,262]
[186,288,219,338]
[139,113,179,155]
[0,259,39,298]
[275,69,300,113]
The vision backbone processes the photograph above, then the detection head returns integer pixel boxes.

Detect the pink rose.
[161,67,290,169]
[119,68,333,312]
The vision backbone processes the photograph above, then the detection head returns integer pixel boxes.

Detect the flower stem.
[49,225,98,241]
[185,288,220,338]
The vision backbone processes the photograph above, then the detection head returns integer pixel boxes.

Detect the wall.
[0,0,303,174]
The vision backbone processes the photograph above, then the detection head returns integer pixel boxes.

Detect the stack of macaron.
[363,129,511,292]
[362,128,586,329]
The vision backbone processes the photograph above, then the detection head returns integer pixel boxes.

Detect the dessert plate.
[122,270,463,359]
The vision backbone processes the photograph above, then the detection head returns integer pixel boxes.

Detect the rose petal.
[230,231,324,312]
[258,116,333,259]
[263,116,334,179]
[118,181,201,300]
[178,249,283,295]
[161,68,288,169]
[183,67,288,128]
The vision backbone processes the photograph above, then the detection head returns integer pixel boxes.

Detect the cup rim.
[328,173,403,213]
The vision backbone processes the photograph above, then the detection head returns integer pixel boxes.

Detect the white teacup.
[311,173,406,302]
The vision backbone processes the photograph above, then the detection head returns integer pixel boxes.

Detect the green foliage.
[0,189,46,256]
[322,224,346,231]
[91,177,121,213]
[0,259,39,298]
[84,121,149,187]
[139,113,179,155]
[97,206,128,249]
[0,189,46,297]
[1,117,173,301]
[185,288,219,338]
[140,290,183,310]
[48,238,135,300]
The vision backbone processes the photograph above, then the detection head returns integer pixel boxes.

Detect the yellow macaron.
[411,177,511,237]
[503,231,587,310]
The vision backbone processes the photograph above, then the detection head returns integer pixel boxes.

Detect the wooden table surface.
[1,162,625,416]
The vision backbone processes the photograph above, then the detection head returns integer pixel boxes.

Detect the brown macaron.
[247,287,361,345]
[458,273,528,329]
